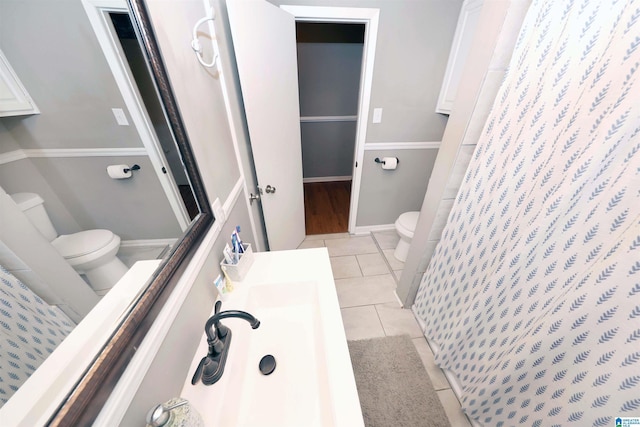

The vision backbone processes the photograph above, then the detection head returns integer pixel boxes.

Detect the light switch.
[112,108,129,126]
[372,108,383,123]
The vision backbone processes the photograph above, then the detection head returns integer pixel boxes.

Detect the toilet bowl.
[11,193,128,293]
[394,211,419,262]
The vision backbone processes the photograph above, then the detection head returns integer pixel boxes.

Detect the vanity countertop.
[180,248,364,427]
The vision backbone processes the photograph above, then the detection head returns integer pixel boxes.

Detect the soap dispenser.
[145,398,203,427]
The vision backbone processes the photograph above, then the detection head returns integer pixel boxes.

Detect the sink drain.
[259,354,276,375]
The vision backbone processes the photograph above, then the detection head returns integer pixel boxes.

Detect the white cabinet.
[0,49,39,117]
[436,0,483,114]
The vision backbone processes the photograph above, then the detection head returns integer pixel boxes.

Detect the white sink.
[181,249,363,427]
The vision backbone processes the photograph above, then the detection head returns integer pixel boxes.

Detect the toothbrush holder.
[220,244,254,282]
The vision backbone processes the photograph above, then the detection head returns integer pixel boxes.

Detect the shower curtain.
[413,0,640,425]
[0,265,75,407]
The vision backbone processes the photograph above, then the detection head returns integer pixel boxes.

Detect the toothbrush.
[232,233,240,264]
[233,226,245,253]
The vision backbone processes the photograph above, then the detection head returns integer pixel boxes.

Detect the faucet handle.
[213,300,230,339]
[191,355,219,385]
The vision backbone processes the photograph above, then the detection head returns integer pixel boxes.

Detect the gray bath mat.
[348,335,450,427]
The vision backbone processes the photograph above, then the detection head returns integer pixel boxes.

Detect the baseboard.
[303,176,352,183]
[351,224,395,235]
[119,238,177,248]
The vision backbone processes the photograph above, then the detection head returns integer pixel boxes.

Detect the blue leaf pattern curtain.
[413,0,640,425]
[0,265,75,407]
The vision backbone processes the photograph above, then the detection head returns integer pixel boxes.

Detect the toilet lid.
[52,230,115,258]
[397,211,419,231]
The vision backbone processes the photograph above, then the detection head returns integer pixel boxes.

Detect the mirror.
[0,0,213,422]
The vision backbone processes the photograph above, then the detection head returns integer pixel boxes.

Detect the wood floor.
[304,181,351,235]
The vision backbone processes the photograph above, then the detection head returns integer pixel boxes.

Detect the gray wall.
[298,41,362,179]
[297,42,362,116]
[269,0,460,143]
[0,1,141,150]
[356,149,438,226]
[0,0,182,241]
[269,0,462,226]
[300,121,356,178]
[0,156,181,239]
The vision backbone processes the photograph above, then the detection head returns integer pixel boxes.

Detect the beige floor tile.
[330,256,362,279]
[356,253,390,276]
[325,236,379,257]
[304,233,349,241]
[334,274,398,308]
[341,306,385,341]
[372,230,400,249]
[437,388,472,427]
[382,248,405,271]
[375,302,423,338]
[297,239,325,249]
[411,337,450,391]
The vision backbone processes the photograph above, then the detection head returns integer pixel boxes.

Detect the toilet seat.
[52,230,120,268]
[395,211,419,238]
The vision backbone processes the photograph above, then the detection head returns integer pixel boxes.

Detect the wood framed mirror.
[0,0,213,423]
[51,0,213,423]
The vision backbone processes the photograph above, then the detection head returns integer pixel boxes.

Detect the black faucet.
[191,301,260,386]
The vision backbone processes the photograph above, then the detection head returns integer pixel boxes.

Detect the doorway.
[296,22,365,235]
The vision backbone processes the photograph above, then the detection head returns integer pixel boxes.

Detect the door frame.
[82,0,191,231]
[280,5,379,234]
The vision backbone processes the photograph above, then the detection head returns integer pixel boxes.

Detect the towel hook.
[191,7,219,69]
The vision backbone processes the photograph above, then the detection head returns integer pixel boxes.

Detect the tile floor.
[299,231,472,427]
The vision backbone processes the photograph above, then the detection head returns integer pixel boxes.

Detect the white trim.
[119,238,177,248]
[82,0,190,231]
[0,148,148,165]
[364,141,441,150]
[223,176,245,219]
[281,5,379,236]
[24,147,148,158]
[303,175,352,183]
[94,221,223,427]
[351,223,395,235]
[300,115,357,123]
[0,150,27,165]
[207,0,261,251]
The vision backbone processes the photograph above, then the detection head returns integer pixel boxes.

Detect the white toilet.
[394,211,420,262]
[11,193,128,294]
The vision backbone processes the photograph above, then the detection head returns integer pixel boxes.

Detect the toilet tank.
[10,193,58,241]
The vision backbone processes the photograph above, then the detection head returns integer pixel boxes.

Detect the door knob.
[265,185,276,194]
[249,192,260,205]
